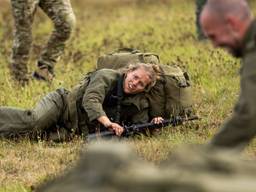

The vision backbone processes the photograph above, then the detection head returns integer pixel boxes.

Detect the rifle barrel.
[125,115,199,134]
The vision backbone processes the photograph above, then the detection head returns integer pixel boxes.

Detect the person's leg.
[10,0,38,84]
[0,90,65,137]
[33,0,76,81]
[32,90,65,131]
[0,107,36,136]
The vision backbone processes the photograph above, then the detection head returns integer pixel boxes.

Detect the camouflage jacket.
[66,69,149,135]
[210,20,256,149]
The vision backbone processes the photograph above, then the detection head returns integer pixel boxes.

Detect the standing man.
[195,0,207,40]
[200,0,256,149]
[10,0,76,85]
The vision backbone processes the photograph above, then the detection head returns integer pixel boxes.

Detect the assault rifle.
[87,115,199,140]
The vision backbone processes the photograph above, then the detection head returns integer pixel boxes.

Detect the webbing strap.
[115,75,124,123]
[159,66,169,118]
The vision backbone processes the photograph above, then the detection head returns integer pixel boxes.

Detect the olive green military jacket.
[210,20,256,149]
[66,69,150,135]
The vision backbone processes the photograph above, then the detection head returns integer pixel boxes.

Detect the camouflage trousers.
[0,89,69,138]
[10,0,76,82]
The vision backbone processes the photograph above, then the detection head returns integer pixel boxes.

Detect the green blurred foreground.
[0,0,256,191]
[37,141,256,192]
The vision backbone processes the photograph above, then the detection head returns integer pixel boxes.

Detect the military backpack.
[96,48,193,118]
[97,48,160,69]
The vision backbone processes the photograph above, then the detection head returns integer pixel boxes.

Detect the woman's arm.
[97,115,124,136]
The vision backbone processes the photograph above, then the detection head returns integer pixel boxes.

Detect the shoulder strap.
[159,67,169,118]
[115,74,124,123]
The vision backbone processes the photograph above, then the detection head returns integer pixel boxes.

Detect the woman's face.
[123,68,151,94]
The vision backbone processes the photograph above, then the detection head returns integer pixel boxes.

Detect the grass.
[0,0,256,191]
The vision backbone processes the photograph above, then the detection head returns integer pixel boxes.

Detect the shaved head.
[203,0,252,21]
[200,0,253,57]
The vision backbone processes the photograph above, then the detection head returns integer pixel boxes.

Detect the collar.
[241,20,256,57]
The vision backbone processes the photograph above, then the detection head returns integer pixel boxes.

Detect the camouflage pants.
[10,0,76,82]
[195,0,207,40]
[0,89,68,137]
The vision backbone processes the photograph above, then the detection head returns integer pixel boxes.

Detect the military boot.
[10,62,29,86]
[32,66,54,82]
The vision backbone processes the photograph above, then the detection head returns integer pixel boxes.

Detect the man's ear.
[225,14,241,33]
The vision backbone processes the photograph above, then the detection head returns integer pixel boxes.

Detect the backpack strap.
[115,74,124,123]
[158,66,169,118]
[138,53,160,64]
[117,48,140,54]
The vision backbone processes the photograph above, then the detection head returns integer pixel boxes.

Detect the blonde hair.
[122,63,161,91]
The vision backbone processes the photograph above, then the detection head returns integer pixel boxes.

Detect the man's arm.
[210,52,256,149]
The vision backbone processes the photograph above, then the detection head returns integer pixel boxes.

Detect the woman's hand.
[97,116,124,136]
[151,116,164,124]
[107,122,124,136]
[150,116,164,135]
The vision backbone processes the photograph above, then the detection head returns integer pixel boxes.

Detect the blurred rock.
[37,142,256,192]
